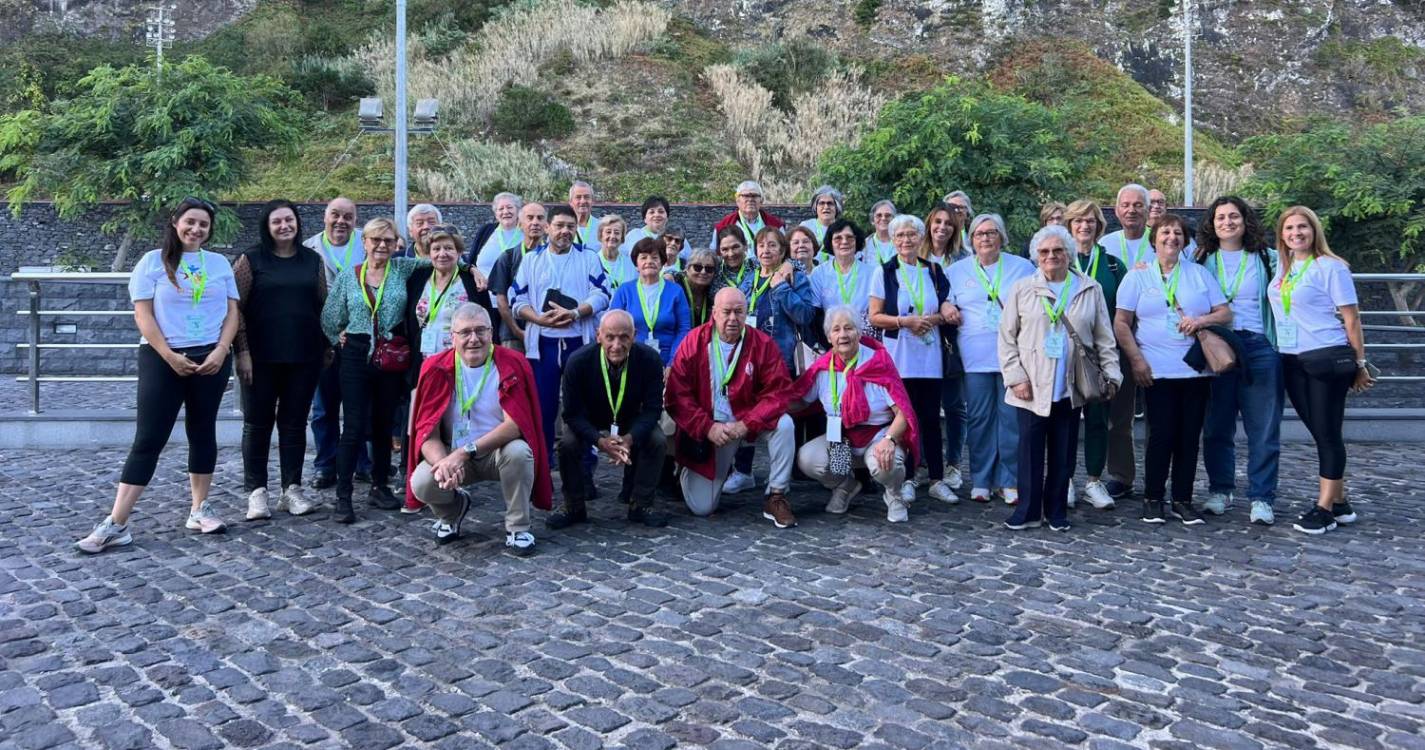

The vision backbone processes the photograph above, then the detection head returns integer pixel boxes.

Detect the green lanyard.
[728,263,747,288]
[812,223,827,244]
[1075,245,1101,278]
[973,257,1004,304]
[868,237,893,263]
[600,254,625,289]
[424,273,457,326]
[684,278,707,326]
[456,355,495,415]
[749,270,774,313]
[320,233,355,273]
[577,219,594,247]
[186,250,209,307]
[829,353,858,414]
[497,227,517,251]
[1121,234,1149,266]
[739,218,760,246]
[1040,275,1077,325]
[1215,251,1250,302]
[637,280,664,335]
[599,348,628,418]
[711,333,745,396]
[359,261,387,317]
[1280,258,1314,317]
[1154,262,1183,308]
[897,260,927,314]
[834,262,859,305]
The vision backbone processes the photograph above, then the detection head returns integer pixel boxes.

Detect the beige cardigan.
[998,269,1123,417]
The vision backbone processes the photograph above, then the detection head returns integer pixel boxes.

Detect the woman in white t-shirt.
[1266,206,1375,534]
[77,198,241,554]
[1114,214,1231,526]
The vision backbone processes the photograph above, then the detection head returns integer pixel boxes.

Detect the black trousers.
[1283,353,1354,480]
[1008,399,1080,526]
[336,335,406,497]
[1142,377,1211,503]
[120,344,231,485]
[242,360,322,491]
[559,428,667,509]
[903,378,945,480]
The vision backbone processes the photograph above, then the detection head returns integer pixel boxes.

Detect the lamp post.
[394,0,408,237]
[1183,0,1195,207]
[144,1,175,73]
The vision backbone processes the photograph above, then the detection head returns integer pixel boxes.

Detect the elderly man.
[407,303,550,554]
[303,197,370,488]
[552,310,669,529]
[489,202,548,350]
[1147,188,1198,258]
[512,204,611,458]
[406,204,443,258]
[1101,183,1154,270]
[709,180,785,249]
[943,190,973,249]
[666,287,797,527]
[568,181,600,251]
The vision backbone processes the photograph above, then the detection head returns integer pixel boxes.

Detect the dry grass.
[1169,162,1256,206]
[414,139,557,202]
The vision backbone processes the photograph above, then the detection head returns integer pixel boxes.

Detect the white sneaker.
[1066,482,1077,509]
[284,485,318,515]
[1203,492,1232,515]
[943,466,963,490]
[1249,501,1275,526]
[76,517,132,554]
[928,480,957,504]
[826,478,862,515]
[1082,480,1116,510]
[722,471,755,495]
[505,530,536,556]
[970,487,991,503]
[185,503,227,534]
[900,481,916,503]
[1000,488,1020,506]
[245,488,271,521]
[885,494,909,523]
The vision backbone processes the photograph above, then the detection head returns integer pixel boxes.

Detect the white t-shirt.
[1101,230,1197,269]
[128,249,240,348]
[801,345,893,427]
[948,253,1036,373]
[621,226,691,260]
[869,262,942,379]
[595,252,638,293]
[445,357,504,450]
[1117,261,1226,379]
[709,215,765,249]
[475,226,522,276]
[798,218,834,247]
[575,218,601,253]
[809,259,875,320]
[304,230,366,287]
[863,236,897,265]
[1208,250,1264,334]
[1267,256,1357,355]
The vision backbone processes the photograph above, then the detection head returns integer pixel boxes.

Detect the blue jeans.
[532,336,583,461]
[942,376,966,468]
[964,372,1019,489]
[1202,331,1282,505]
[311,357,369,476]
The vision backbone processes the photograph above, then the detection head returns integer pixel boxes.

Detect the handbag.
[1297,345,1358,379]
[1177,303,1236,374]
[826,440,853,479]
[1062,322,1111,403]
[371,332,410,372]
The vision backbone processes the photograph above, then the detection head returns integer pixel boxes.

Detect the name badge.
[1277,320,1298,348]
[984,303,1001,330]
[184,314,206,341]
[1044,328,1066,359]
[420,324,441,355]
[826,416,843,443]
[746,314,758,329]
[453,418,473,450]
[646,335,659,349]
[610,424,620,437]
[1164,311,1185,339]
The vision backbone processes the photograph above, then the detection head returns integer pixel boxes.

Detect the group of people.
[76,179,1377,557]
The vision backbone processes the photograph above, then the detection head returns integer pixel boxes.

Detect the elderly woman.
[799,185,844,247]
[869,214,958,504]
[866,200,898,265]
[611,238,692,366]
[810,219,876,336]
[1000,226,1122,531]
[747,227,818,373]
[471,192,523,275]
[596,214,635,292]
[1115,213,1231,526]
[624,195,692,262]
[674,248,717,329]
[321,217,430,523]
[948,213,1036,504]
[788,225,821,271]
[792,306,920,521]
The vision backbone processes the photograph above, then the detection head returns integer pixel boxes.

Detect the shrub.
[734,38,838,112]
[289,56,375,110]
[414,138,557,201]
[491,85,576,143]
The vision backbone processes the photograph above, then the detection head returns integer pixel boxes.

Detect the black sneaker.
[1141,499,1166,524]
[1105,480,1131,499]
[332,496,356,524]
[627,505,669,528]
[367,485,400,510]
[1331,501,1358,525]
[545,505,588,530]
[310,473,337,490]
[1003,517,1041,530]
[433,493,470,546]
[1169,500,1205,526]
[1293,506,1337,535]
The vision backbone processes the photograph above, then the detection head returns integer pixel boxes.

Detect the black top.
[242,246,326,363]
[402,266,495,389]
[560,341,664,446]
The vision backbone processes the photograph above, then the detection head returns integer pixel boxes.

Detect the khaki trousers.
[411,439,534,533]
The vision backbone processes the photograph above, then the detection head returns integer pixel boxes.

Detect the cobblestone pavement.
[1,443,1423,750]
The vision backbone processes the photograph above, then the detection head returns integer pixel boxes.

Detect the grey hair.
[887,213,925,238]
[492,192,523,211]
[451,302,491,327]
[1029,225,1076,258]
[869,199,896,221]
[599,308,634,330]
[968,213,1008,247]
[569,180,594,197]
[407,203,442,224]
[1116,183,1150,206]
[942,190,972,214]
[809,185,844,212]
[597,214,626,233]
[687,248,718,268]
[821,304,861,336]
[735,180,764,197]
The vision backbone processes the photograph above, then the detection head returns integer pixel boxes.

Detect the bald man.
[553,310,669,528]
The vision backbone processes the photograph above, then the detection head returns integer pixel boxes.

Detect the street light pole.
[394,0,409,237]
[1183,0,1195,207]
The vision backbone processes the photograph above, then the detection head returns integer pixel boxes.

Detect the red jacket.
[405,347,553,510]
[793,337,922,469]
[665,322,793,480]
[713,209,785,236]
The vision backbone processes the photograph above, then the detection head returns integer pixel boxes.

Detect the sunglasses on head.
[180,196,218,214]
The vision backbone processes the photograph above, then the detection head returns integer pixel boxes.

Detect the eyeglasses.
[736,193,762,200]
[971,230,1000,239]
[688,263,715,273]
[452,326,493,339]
[946,205,968,213]
[815,200,838,208]
[368,236,399,246]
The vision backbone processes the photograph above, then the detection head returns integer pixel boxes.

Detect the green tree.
[817,76,1099,243]
[0,56,305,270]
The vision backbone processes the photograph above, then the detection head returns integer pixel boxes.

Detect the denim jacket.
[741,267,817,373]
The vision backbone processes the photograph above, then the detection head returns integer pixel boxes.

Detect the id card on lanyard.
[453,356,495,449]
[638,280,664,348]
[973,259,1004,329]
[420,274,458,354]
[1041,277,1076,359]
[825,352,858,444]
[1154,263,1185,339]
[601,348,628,436]
[1276,258,1313,348]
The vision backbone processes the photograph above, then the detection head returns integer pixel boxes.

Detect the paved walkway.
[1,444,1423,749]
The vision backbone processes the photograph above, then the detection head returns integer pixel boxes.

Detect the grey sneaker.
[283,485,318,515]
[825,478,862,515]
[1249,500,1275,526]
[76,517,132,554]
[928,480,957,504]
[245,488,271,521]
[885,494,909,523]
[1203,491,1232,515]
[505,530,537,556]
[185,503,227,534]
[900,481,916,504]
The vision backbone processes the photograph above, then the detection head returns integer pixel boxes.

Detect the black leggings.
[904,378,945,480]
[336,335,405,496]
[120,344,231,485]
[1142,377,1210,503]
[1283,352,1354,480]
[242,360,322,491]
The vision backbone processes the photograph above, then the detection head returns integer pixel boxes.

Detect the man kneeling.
[552,310,669,529]
[407,303,552,554]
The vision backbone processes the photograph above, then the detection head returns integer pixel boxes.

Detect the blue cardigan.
[610,279,692,366]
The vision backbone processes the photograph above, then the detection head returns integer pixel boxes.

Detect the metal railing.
[10,269,1425,413]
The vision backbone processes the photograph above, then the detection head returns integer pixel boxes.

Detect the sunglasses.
[688,263,715,273]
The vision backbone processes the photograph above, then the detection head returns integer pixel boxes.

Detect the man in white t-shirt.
[569,181,601,252]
